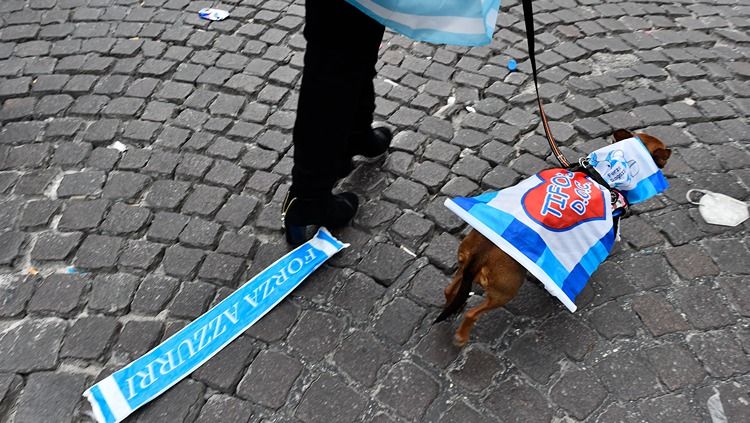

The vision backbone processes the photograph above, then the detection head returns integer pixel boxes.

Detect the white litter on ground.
[108,141,127,152]
[707,390,727,423]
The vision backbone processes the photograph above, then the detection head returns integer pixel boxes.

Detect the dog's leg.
[453,298,497,347]
[453,260,524,346]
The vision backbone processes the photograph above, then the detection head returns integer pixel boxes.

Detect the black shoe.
[281,192,359,245]
[350,126,392,159]
[337,127,393,180]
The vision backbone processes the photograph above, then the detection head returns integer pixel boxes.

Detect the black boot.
[350,126,392,159]
[281,191,359,245]
[337,127,393,179]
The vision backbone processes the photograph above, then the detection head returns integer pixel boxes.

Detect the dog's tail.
[433,266,475,323]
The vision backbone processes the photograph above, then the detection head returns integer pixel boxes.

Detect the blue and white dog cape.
[445,137,668,312]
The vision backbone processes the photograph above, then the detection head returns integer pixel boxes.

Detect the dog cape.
[445,137,668,312]
[84,228,347,423]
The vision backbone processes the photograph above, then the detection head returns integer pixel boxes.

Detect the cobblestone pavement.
[1,0,749,421]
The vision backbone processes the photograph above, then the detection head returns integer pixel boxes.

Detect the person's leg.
[350,24,383,138]
[290,0,385,197]
[284,0,386,244]
[347,65,393,160]
[345,9,392,160]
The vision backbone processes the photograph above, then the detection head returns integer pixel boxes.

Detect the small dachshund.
[436,129,672,346]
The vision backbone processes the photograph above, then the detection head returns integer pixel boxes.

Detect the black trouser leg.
[350,28,381,140]
[290,0,385,198]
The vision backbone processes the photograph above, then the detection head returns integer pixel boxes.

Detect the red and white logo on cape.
[522,169,606,231]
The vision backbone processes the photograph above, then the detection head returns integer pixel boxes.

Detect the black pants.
[291,0,385,197]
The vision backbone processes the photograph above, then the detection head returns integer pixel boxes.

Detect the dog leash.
[519,0,630,218]
[521,0,571,169]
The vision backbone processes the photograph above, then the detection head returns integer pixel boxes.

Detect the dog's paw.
[453,334,468,348]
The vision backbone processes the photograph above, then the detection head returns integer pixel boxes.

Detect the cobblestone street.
[1,0,749,421]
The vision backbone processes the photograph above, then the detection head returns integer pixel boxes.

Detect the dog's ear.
[652,148,672,169]
[612,129,634,142]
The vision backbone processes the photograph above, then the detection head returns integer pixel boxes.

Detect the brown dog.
[437,129,671,346]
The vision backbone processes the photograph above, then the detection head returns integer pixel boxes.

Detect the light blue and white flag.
[84,228,347,423]
[345,0,502,46]
[586,136,669,205]
[445,137,668,311]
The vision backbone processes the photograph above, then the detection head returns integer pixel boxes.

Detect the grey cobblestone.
[75,234,122,270]
[196,395,253,423]
[30,231,82,261]
[333,330,391,386]
[237,349,302,409]
[287,310,344,363]
[28,274,86,316]
[720,276,750,317]
[133,378,204,423]
[296,374,367,423]
[15,372,87,423]
[0,319,66,372]
[358,242,413,286]
[244,299,300,343]
[633,292,690,337]
[193,335,258,392]
[375,297,425,345]
[117,149,151,173]
[88,273,138,315]
[0,231,26,265]
[692,331,750,379]
[595,350,663,400]
[551,369,607,420]
[331,272,384,320]
[665,244,720,279]
[484,377,552,423]
[507,331,563,383]
[0,275,34,317]
[168,280,215,320]
[377,361,439,421]
[101,203,151,235]
[162,244,205,279]
[414,322,461,368]
[61,315,119,360]
[645,343,706,391]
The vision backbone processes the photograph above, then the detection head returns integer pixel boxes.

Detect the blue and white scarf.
[445,137,668,311]
[84,229,347,423]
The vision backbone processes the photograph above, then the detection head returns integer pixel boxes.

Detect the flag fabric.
[84,228,347,423]
[345,0,501,46]
[445,137,668,311]
[586,136,669,205]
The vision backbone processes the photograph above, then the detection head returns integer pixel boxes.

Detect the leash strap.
[521,0,571,168]
[521,0,628,213]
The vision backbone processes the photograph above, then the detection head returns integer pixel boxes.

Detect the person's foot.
[338,127,393,179]
[350,126,392,159]
[281,191,359,245]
